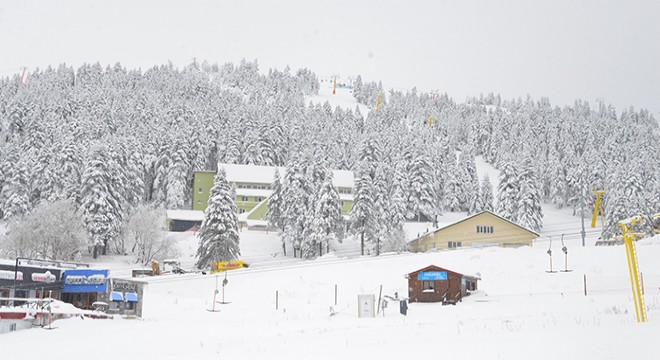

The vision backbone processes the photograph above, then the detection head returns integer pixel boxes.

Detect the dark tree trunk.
[361,231,364,256]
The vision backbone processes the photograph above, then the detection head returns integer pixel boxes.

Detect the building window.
[255,197,262,202]
[448,241,462,248]
[239,208,246,214]
[242,196,249,202]
[197,200,202,205]
[197,187,203,194]
[422,281,435,291]
[476,226,494,234]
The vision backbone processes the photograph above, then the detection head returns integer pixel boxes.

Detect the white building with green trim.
[192,163,354,228]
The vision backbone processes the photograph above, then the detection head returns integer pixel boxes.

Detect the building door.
[0,289,9,306]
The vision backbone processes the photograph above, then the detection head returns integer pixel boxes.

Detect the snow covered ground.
[1,2,658,354]
[3,205,660,359]
[4,81,656,359]
[307,83,371,116]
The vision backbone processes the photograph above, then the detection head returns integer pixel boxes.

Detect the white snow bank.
[166,209,205,222]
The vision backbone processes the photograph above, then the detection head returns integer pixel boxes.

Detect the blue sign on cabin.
[62,269,108,293]
[417,271,447,281]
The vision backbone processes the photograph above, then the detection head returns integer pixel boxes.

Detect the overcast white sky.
[0,0,658,113]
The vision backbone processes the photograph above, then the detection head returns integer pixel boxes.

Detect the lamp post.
[12,257,27,306]
[581,185,586,247]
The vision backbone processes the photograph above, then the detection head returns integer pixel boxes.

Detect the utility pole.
[581,185,586,247]
[361,219,365,256]
[579,168,586,247]
[12,257,19,306]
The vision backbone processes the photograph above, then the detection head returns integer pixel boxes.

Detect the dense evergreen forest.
[0,60,658,260]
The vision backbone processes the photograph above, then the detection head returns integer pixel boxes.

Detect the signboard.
[0,270,23,281]
[32,271,57,283]
[63,269,108,293]
[112,280,138,293]
[0,265,62,288]
[417,271,447,281]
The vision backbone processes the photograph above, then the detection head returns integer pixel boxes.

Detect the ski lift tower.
[591,186,607,228]
[430,90,439,103]
[618,216,647,323]
[375,92,382,112]
[332,74,338,95]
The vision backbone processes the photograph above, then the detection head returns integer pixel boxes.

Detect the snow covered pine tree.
[195,168,241,269]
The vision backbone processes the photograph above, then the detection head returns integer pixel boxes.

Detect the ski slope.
[2,221,659,360]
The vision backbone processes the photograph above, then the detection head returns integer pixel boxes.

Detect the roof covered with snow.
[167,210,205,222]
[235,189,272,197]
[408,210,540,244]
[406,264,480,279]
[218,163,354,188]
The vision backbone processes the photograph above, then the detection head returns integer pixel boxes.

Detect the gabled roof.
[408,210,540,244]
[217,163,355,188]
[406,264,480,279]
[407,264,462,277]
[218,163,286,185]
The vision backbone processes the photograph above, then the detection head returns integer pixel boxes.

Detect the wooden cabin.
[406,265,478,304]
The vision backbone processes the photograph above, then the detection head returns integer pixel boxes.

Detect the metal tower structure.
[618,216,646,323]
[591,186,607,228]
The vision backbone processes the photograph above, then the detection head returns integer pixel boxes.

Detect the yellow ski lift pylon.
[426,116,435,128]
[332,75,338,95]
[591,186,607,228]
[617,216,647,323]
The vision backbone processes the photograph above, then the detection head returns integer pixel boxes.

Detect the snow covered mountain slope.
[1,1,657,112]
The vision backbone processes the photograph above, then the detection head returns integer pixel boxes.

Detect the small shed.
[100,278,146,318]
[166,210,204,232]
[406,265,478,304]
